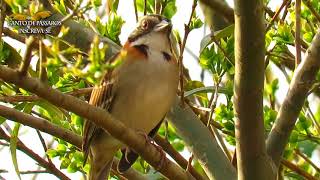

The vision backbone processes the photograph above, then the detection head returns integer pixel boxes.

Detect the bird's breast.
[110,55,178,133]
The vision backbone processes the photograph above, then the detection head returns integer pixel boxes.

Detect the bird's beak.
[154,19,172,33]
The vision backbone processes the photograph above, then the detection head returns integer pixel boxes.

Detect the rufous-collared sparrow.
[82,14,179,180]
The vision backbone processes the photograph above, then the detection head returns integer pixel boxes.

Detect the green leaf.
[297,140,317,157]
[296,114,312,132]
[172,140,184,152]
[105,13,125,44]
[10,123,21,180]
[185,81,208,106]
[67,161,78,173]
[0,40,11,64]
[1,84,16,96]
[136,0,155,14]
[190,15,203,30]
[162,1,177,19]
[15,0,28,7]
[303,32,314,43]
[184,86,233,98]
[54,0,67,15]
[60,157,71,169]
[73,151,84,162]
[288,130,299,147]
[200,24,234,53]
[0,116,6,125]
[96,17,106,36]
[92,0,102,7]
[37,101,66,126]
[47,149,59,158]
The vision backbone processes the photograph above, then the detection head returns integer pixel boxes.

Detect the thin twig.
[61,3,79,23]
[266,0,288,31]
[36,130,53,165]
[304,104,320,134]
[20,170,50,174]
[281,159,318,180]
[295,0,302,66]
[154,135,207,180]
[211,35,234,66]
[39,40,48,82]
[3,27,26,43]
[178,0,197,106]
[210,125,232,161]
[19,36,36,76]
[155,0,161,14]
[281,0,291,22]
[133,0,138,22]
[206,75,232,161]
[144,0,147,15]
[294,149,320,173]
[0,0,6,40]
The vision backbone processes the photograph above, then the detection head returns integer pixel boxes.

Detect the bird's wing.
[82,54,119,164]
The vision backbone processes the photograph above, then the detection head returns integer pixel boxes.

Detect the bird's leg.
[150,141,166,171]
[136,130,154,146]
[135,130,166,171]
[186,154,194,172]
[121,148,132,163]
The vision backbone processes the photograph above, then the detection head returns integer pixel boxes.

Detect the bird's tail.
[88,141,120,180]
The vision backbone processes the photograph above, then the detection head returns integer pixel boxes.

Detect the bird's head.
[125,15,178,60]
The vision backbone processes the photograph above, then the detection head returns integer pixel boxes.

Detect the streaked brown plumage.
[82,15,179,180]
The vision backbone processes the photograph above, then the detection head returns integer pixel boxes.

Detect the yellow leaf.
[10,14,27,21]
[31,11,52,21]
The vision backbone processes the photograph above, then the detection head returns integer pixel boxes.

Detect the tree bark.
[168,98,237,180]
[266,30,320,167]
[233,0,276,179]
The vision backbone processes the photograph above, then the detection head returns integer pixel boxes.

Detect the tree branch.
[233,0,276,179]
[0,104,82,148]
[295,0,302,66]
[0,87,93,103]
[168,97,237,180]
[266,30,320,167]
[199,0,234,23]
[281,159,317,180]
[19,36,36,76]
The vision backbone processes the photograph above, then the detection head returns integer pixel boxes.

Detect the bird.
[82,14,179,180]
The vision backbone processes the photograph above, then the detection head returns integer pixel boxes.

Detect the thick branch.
[0,104,82,148]
[199,0,234,23]
[168,97,237,180]
[266,30,320,167]
[0,66,194,180]
[233,0,275,179]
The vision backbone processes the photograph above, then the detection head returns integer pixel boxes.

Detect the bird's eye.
[141,20,149,30]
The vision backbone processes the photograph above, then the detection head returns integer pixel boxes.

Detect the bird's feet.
[135,130,166,171]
